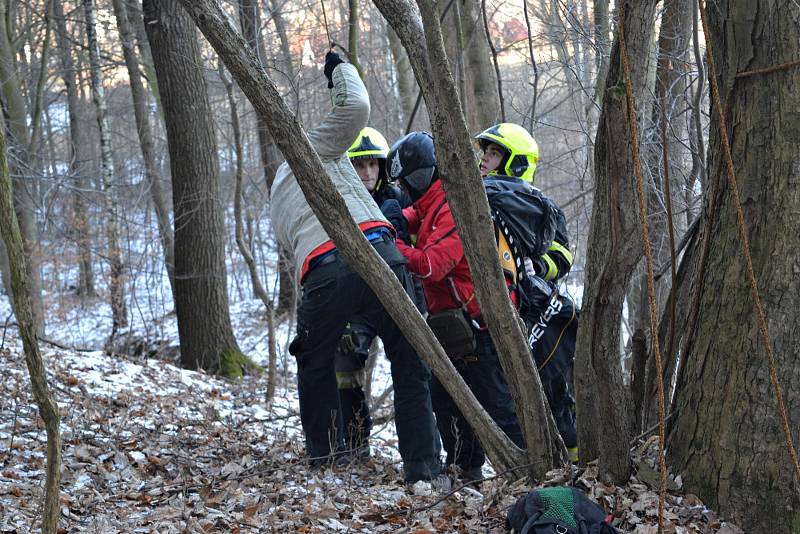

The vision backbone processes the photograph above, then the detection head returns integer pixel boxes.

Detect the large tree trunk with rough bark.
[574,0,657,485]
[668,3,800,531]
[144,0,247,376]
[111,0,175,294]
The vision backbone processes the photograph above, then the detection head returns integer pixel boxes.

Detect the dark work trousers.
[334,318,376,450]
[290,237,441,481]
[335,278,427,450]
[533,316,578,449]
[430,329,526,470]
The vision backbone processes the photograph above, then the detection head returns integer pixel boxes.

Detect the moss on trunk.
[220,348,261,378]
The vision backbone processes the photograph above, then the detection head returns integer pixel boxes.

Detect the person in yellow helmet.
[347,127,412,207]
[476,122,539,183]
[476,122,579,463]
[475,123,571,281]
[335,127,416,461]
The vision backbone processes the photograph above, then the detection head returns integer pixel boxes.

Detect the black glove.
[380,199,408,242]
[323,51,344,89]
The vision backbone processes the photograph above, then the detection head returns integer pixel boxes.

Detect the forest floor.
[0,296,745,533]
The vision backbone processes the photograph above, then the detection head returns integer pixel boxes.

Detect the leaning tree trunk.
[0,112,62,534]
[668,2,800,531]
[179,0,540,478]
[573,0,657,485]
[111,0,175,294]
[54,0,95,297]
[0,0,44,334]
[376,0,565,476]
[84,0,128,335]
[143,0,248,376]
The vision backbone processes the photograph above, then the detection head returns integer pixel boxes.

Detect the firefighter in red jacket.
[380,132,525,482]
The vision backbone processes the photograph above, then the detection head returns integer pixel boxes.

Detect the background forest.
[0,0,797,532]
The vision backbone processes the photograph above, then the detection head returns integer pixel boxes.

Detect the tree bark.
[574,0,657,484]
[54,0,95,297]
[144,0,247,376]
[460,0,499,131]
[388,27,416,124]
[668,2,800,530]
[0,111,62,534]
[0,0,44,334]
[84,0,128,335]
[376,0,562,476]
[179,0,539,478]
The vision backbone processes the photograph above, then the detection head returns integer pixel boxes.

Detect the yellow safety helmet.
[347,127,390,160]
[475,123,539,182]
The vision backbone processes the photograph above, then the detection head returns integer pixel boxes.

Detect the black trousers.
[290,238,440,481]
[430,329,526,470]
[334,318,375,449]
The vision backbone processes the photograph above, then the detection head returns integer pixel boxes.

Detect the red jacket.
[396,181,482,318]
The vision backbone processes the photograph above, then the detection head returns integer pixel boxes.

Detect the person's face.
[353,159,380,191]
[479,143,506,176]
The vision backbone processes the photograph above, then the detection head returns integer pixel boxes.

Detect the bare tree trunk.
[668,2,800,530]
[220,65,278,401]
[638,0,692,431]
[592,0,610,105]
[388,27,416,124]
[574,0,657,484]
[144,0,248,376]
[346,0,363,77]
[111,0,175,294]
[267,0,296,108]
[0,113,61,534]
[84,0,128,336]
[460,0,498,130]
[0,0,44,334]
[53,0,95,297]
[123,0,160,103]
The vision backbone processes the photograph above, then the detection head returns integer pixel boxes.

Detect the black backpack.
[507,487,618,534]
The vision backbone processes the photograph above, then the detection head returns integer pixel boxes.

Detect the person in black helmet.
[271,54,442,485]
[380,131,525,484]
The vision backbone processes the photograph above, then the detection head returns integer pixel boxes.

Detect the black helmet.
[387,131,437,201]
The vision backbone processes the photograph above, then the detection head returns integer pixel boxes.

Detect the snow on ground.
[0,218,743,532]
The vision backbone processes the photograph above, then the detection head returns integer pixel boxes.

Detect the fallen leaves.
[0,339,744,534]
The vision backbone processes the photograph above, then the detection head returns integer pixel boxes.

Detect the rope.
[617,3,668,531]
[735,58,800,79]
[698,0,800,484]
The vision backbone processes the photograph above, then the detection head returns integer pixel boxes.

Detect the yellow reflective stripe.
[548,241,573,265]
[542,254,558,281]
